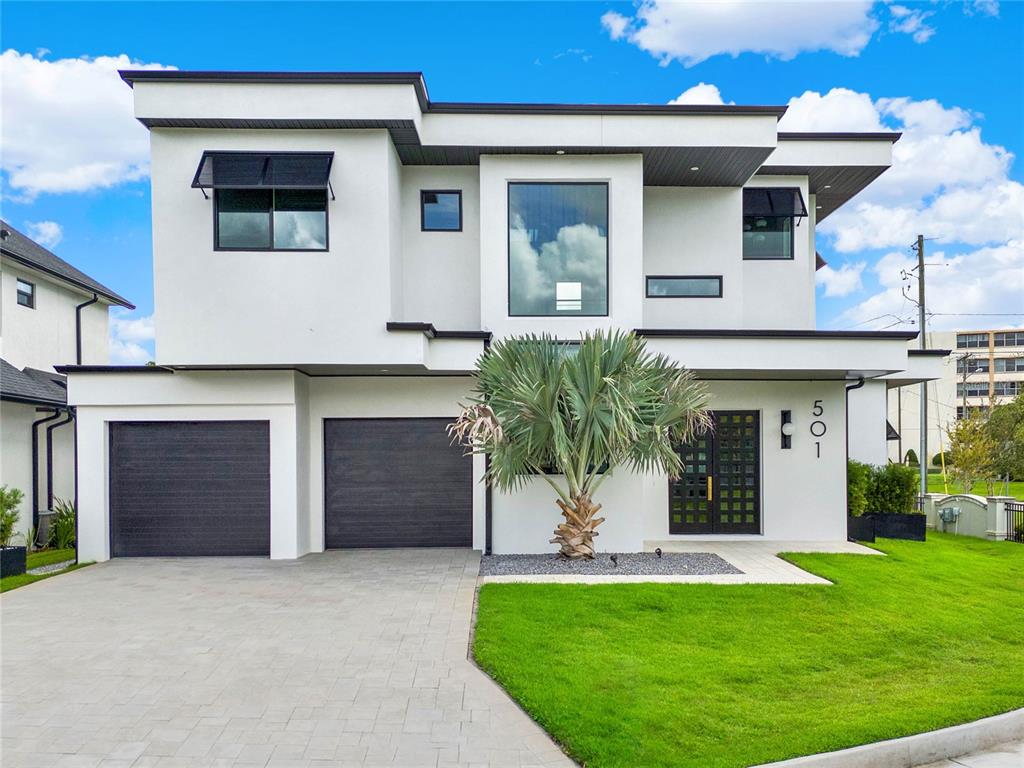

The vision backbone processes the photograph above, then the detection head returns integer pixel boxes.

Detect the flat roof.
[118,70,788,118]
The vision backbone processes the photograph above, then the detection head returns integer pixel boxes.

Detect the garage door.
[324,418,472,548]
[109,421,270,557]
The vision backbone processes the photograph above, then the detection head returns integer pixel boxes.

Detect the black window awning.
[744,187,808,217]
[887,420,900,441]
[191,151,334,190]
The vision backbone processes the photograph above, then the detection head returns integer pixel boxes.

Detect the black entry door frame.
[668,410,762,535]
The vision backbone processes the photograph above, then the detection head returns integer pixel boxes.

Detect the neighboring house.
[887,329,1024,465]
[61,70,946,561]
[0,220,133,542]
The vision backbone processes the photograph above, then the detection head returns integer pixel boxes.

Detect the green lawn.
[1,562,90,593]
[26,548,76,569]
[926,475,1023,499]
[473,534,1024,768]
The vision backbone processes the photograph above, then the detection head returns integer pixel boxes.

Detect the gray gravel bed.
[27,560,75,576]
[479,552,742,577]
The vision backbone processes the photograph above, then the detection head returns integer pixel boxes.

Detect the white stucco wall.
[400,166,481,329]
[1,262,110,370]
[150,129,408,366]
[479,154,645,340]
[848,380,891,466]
[740,176,815,329]
[492,380,849,553]
[642,187,743,328]
[0,402,34,541]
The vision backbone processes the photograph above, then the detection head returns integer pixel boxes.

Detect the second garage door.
[324,418,472,549]
[109,421,271,557]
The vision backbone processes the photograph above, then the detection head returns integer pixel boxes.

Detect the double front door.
[669,411,761,535]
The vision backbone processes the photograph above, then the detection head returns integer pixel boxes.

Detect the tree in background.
[948,414,997,494]
[904,448,919,466]
[985,395,1024,481]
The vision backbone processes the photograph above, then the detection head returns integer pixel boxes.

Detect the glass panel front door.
[669,411,761,534]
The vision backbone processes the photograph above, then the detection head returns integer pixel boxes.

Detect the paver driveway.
[1,549,572,768]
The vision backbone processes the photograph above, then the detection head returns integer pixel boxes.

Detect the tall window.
[215,189,327,250]
[742,188,806,260]
[16,278,34,308]
[508,182,608,316]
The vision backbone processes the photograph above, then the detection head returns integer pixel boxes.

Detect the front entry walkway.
[1,550,571,768]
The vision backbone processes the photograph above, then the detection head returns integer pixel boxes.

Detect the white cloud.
[777,87,1023,253]
[602,2,996,66]
[669,82,729,105]
[601,1,878,67]
[816,262,866,297]
[888,4,936,43]
[509,223,608,314]
[109,311,154,364]
[836,242,1024,332]
[24,220,62,248]
[0,50,175,197]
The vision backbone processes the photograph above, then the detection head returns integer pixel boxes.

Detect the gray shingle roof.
[0,358,67,407]
[0,220,134,308]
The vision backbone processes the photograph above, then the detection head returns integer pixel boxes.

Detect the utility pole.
[916,234,927,497]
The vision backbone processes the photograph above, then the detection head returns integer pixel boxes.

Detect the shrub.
[48,498,76,551]
[904,449,919,466]
[0,485,24,549]
[932,451,949,467]
[847,460,872,517]
[867,463,919,514]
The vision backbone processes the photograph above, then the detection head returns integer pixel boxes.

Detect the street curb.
[753,708,1023,768]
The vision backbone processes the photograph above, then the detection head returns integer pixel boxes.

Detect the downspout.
[72,416,80,565]
[46,409,75,509]
[31,409,62,532]
[844,377,866,527]
[482,336,493,556]
[75,294,99,365]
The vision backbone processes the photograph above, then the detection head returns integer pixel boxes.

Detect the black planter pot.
[848,516,875,543]
[1,546,27,577]
[863,513,927,541]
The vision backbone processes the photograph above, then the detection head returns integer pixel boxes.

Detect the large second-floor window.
[742,188,807,260]
[508,182,608,316]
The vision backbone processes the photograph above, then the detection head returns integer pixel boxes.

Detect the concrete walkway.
[1,550,572,768]
[920,741,1022,767]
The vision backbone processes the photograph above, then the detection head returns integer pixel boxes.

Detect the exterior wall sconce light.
[781,410,794,449]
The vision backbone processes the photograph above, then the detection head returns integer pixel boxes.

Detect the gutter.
[75,294,99,364]
[46,410,75,509]
[31,409,62,531]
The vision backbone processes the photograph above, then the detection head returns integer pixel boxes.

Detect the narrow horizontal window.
[994,331,1024,347]
[995,357,1024,373]
[994,381,1020,397]
[16,278,35,308]
[509,182,608,317]
[742,187,806,261]
[646,276,722,298]
[956,333,989,349]
[956,357,989,374]
[421,190,462,231]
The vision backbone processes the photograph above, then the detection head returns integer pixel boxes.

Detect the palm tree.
[449,330,712,559]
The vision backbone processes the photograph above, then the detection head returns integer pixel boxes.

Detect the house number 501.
[810,399,827,458]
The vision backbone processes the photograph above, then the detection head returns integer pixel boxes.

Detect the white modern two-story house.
[61,71,945,561]
[1,220,133,543]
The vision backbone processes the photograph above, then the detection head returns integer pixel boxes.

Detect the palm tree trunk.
[550,494,605,559]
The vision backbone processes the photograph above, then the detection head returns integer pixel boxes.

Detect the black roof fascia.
[635,329,919,340]
[53,365,174,374]
[778,132,902,142]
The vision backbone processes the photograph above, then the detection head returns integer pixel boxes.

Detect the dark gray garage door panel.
[109,421,270,557]
[324,418,472,549]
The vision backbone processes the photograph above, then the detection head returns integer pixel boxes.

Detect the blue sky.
[2,1,1022,361]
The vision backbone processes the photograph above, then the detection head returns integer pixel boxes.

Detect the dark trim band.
[386,322,492,341]
[635,329,919,340]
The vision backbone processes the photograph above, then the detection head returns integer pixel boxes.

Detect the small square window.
[421,190,462,231]
[16,278,35,308]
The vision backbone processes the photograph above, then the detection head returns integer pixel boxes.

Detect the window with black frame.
[16,278,35,308]
[193,151,333,251]
[508,182,608,316]
[742,188,807,260]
